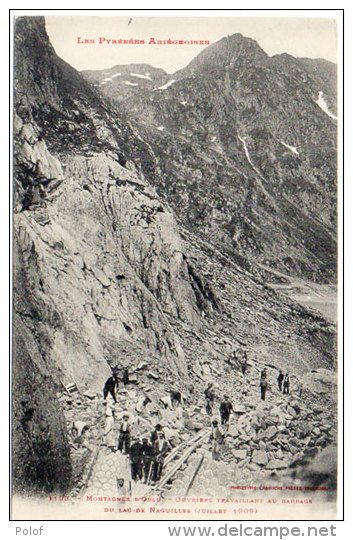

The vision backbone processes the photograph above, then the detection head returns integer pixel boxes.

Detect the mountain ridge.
[82,31,337,283]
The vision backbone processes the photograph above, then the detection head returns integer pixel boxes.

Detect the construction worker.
[118,415,131,454]
[277,370,284,391]
[209,419,224,461]
[283,373,290,394]
[141,437,154,483]
[122,369,129,385]
[129,438,143,481]
[151,432,170,483]
[103,370,119,403]
[103,403,116,450]
[150,424,164,444]
[220,395,233,425]
[260,370,267,401]
[240,351,248,375]
[204,382,215,415]
[170,390,183,408]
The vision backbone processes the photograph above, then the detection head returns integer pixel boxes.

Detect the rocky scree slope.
[84,34,337,283]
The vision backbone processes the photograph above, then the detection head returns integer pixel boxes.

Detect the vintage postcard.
[11,11,341,520]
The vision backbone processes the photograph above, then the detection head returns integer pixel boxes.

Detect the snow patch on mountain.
[111,72,122,79]
[315,91,337,120]
[238,136,253,166]
[130,72,152,81]
[280,141,299,155]
[125,81,138,86]
[157,126,165,131]
[238,135,275,202]
[154,79,176,91]
[180,101,187,106]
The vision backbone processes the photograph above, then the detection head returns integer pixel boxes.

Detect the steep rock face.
[13,17,213,492]
[86,34,337,283]
[13,17,212,387]
[13,240,72,495]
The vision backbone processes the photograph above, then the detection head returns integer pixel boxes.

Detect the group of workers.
[103,370,170,484]
[129,427,170,483]
[204,383,233,424]
[260,368,290,401]
[101,350,292,481]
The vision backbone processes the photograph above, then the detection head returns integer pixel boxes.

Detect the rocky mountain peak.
[178,33,269,77]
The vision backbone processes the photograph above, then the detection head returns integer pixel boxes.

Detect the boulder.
[248,463,261,471]
[256,429,266,441]
[251,450,268,466]
[238,457,251,468]
[288,436,301,448]
[145,402,159,414]
[266,415,279,426]
[277,424,287,432]
[316,436,329,447]
[160,395,173,408]
[266,458,290,470]
[136,362,148,371]
[227,425,239,438]
[286,406,297,417]
[193,422,204,431]
[83,390,97,400]
[239,433,251,442]
[264,426,277,440]
[303,446,319,458]
[231,449,248,460]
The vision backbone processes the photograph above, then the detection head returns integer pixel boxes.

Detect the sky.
[45,16,337,74]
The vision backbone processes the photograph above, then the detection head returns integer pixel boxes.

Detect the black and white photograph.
[10,10,342,521]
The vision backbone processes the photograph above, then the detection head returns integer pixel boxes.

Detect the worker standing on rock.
[129,437,143,481]
[170,390,183,408]
[122,369,129,385]
[150,423,164,444]
[204,382,215,415]
[151,432,170,483]
[141,437,154,483]
[283,373,290,394]
[240,352,248,375]
[209,419,224,461]
[103,403,116,451]
[103,370,119,403]
[260,370,268,401]
[118,415,131,454]
[219,395,233,425]
[277,370,284,391]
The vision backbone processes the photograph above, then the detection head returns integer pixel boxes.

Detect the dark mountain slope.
[85,33,337,283]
